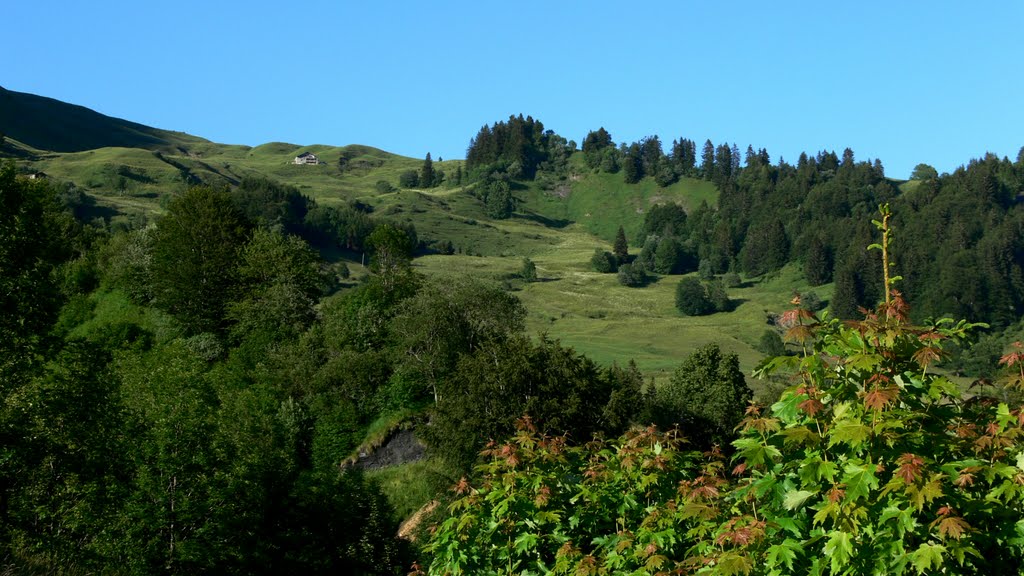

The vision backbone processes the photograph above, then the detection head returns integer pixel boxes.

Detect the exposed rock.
[352,428,426,470]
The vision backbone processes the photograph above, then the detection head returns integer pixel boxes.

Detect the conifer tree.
[613,225,629,263]
[701,139,716,181]
[420,152,434,189]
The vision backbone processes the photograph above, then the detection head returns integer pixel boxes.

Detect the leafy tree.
[652,343,751,449]
[0,163,74,378]
[613,225,629,262]
[424,336,634,471]
[398,169,419,188]
[582,127,614,169]
[390,276,526,403]
[698,258,714,280]
[98,226,155,304]
[705,278,730,312]
[0,341,127,570]
[671,274,720,313]
[226,228,324,347]
[598,147,620,173]
[636,236,658,271]
[150,186,251,335]
[479,177,516,219]
[910,163,939,180]
[233,175,311,235]
[366,223,415,293]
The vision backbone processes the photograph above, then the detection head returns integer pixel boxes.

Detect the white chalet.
[293,152,319,165]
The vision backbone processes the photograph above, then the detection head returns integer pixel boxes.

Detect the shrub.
[590,249,617,273]
[617,262,648,287]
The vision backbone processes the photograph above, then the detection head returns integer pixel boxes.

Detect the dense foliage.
[424,210,1024,575]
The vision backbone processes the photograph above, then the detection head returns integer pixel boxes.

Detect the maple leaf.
[863,385,899,411]
[895,453,925,484]
[934,516,971,540]
[534,484,551,508]
[798,398,825,417]
[785,324,816,343]
[913,345,943,368]
[779,307,817,328]
[999,342,1024,367]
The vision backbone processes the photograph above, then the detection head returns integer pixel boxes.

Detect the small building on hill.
[293,152,319,165]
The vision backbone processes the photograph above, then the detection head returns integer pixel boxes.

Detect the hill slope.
[0,86,208,153]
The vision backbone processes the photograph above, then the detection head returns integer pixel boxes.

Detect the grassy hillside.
[527,154,720,243]
[0,89,822,386]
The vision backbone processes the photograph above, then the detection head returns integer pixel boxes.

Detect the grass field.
[414,225,830,392]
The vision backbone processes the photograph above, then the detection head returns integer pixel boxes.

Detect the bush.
[756,329,786,356]
[676,277,710,315]
[617,262,648,287]
[398,170,419,188]
[374,180,394,193]
[590,249,618,273]
[520,258,537,282]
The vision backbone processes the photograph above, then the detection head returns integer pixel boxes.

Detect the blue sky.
[5,1,1022,178]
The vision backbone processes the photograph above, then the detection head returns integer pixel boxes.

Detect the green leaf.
[733,437,781,467]
[771,391,803,423]
[910,542,945,574]
[843,462,879,503]
[514,532,538,553]
[783,489,816,511]
[766,539,801,571]
[824,530,853,573]
[772,516,803,537]
[829,419,872,449]
[780,426,819,447]
[799,456,838,485]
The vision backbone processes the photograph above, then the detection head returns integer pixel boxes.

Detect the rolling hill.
[0,89,821,386]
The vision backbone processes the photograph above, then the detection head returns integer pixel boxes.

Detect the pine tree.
[701,140,715,181]
[613,226,629,263]
[623,143,643,184]
[420,153,435,189]
[804,235,833,286]
[830,260,861,319]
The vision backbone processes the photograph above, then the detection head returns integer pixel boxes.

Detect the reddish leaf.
[798,398,824,417]
[934,516,971,540]
[895,453,925,484]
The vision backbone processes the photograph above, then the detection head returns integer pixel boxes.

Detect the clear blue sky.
[5,1,1023,178]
